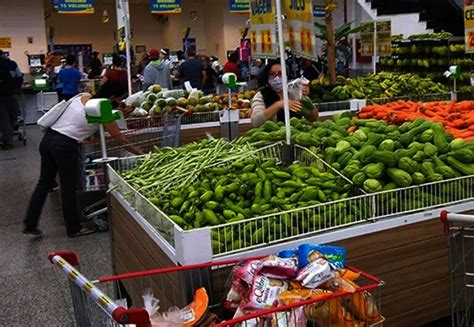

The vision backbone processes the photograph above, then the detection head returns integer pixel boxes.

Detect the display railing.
[107,141,474,264]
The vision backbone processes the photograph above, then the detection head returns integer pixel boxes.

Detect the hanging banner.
[360,21,375,57]
[150,0,181,14]
[249,0,277,58]
[283,0,317,60]
[376,20,391,57]
[0,37,12,48]
[230,0,250,14]
[53,0,94,14]
[465,1,474,53]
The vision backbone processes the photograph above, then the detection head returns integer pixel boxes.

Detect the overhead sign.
[249,0,277,58]
[230,0,250,14]
[0,37,12,48]
[376,20,391,57]
[53,0,94,14]
[465,1,474,53]
[360,21,375,57]
[150,0,181,14]
[313,5,325,17]
[283,0,318,60]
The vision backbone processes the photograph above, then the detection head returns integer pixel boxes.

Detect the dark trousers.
[24,129,82,235]
[0,95,19,146]
[61,94,76,101]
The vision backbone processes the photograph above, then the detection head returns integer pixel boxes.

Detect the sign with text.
[230,0,250,14]
[0,37,12,48]
[150,0,181,14]
[360,22,375,57]
[283,0,318,60]
[465,1,474,53]
[53,0,94,14]
[249,0,276,58]
[376,20,391,57]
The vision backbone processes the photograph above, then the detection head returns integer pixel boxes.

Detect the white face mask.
[268,76,283,92]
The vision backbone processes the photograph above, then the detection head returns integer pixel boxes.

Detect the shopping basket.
[49,251,384,326]
[441,210,474,327]
[81,113,181,192]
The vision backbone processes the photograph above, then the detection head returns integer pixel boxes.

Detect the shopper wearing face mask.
[251,60,318,127]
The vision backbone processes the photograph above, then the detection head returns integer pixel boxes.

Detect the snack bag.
[278,249,299,261]
[338,268,361,282]
[223,262,247,311]
[296,256,335,288]
[337,306,365,327]
[242,275,289,311]
[235,260,264,286]
[259,255,298,279]
[298,243,346,269]
[233,305,262,327]
[278,288,332,305]
[346,290,382,324]
[271,307,307,327]
[181,288,209,327]
[304,297,341,325]
[323,277,358,293]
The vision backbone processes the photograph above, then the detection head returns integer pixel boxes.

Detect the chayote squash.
[412,172,425,185]
[352,172,367,187]
[363,178,383,193]
[423,143,438,157]
[379,139,395,152]
[398,157,419,174]
[373,151,397,167]
[335,140,352,155]
[418,129,434,143]
[364,162,385,179]
[387,168,413,187]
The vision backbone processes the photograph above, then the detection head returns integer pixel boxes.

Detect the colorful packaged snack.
[298,243,346,269]
[304,297,341,324]
[259,255,298,279]
[278,249,299,260]
[323,277,358,294]
[346,290,382,324]
[337,268,361,282]
[278,288,332,305]
[235,260,264,286]
[295,256,335,288]
[271,307,307,327]
[242,275,289,311]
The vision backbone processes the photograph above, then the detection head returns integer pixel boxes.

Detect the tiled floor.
[0,126,112,326]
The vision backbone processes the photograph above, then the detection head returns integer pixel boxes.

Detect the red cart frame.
[49,251,384,326]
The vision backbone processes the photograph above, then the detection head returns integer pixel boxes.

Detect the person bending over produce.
[251,60,318,127]
[23,81,144,238]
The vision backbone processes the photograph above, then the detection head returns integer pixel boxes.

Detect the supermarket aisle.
[0,126,112,326]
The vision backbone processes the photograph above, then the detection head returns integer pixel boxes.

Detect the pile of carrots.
[359,100,474,140]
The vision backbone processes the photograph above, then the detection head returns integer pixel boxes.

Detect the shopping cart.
[49,251,384,327]
[441,210,474,327]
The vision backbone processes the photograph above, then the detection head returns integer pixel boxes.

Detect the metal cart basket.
[49,251,384,327]
[441,211,474,327]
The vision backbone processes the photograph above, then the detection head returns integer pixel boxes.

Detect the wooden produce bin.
[109,189,474,326]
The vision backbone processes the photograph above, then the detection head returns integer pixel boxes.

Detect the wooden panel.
[180,126,221,145]
[336,219,451,326]
[239,122,253,135]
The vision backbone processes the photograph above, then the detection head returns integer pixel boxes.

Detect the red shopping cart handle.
[48,251,79,266]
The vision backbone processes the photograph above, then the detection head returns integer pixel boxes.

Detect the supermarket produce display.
[379,32,474,92]
[309,73,448,103]
[359,100,474,139]
[126,84,254,119]
[108,97,474,258]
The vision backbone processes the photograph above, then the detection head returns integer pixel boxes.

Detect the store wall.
[43,0,245,63]
[44,1,165,59]
[0,0,48,72]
